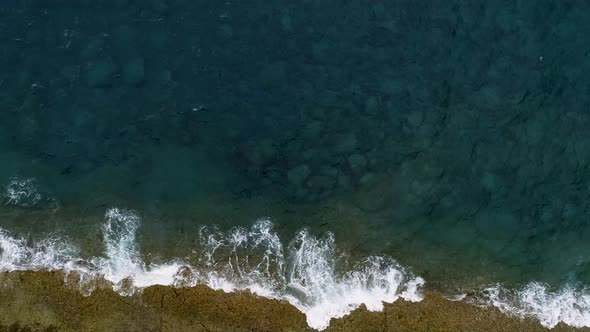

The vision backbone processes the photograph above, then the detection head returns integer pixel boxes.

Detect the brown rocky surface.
[0,271,587,332]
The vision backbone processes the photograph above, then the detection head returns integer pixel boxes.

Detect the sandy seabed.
[0,271,586,332]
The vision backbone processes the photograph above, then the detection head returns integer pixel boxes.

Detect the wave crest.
[0,208,423,330]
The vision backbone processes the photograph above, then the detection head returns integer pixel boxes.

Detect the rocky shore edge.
[0,271,584,332]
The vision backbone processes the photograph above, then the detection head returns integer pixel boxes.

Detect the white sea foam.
[445,293,467,301]
[2,177,60,211]
[3,177,42,207]
[0,229,77,271]
[197,221,424,329]
[3,208,590,330]
[0,208,425,330]
[89,208,185,294]
[5,208,590,330]
[482,282,590,329]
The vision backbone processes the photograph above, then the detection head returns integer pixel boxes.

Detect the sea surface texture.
[1,1,589,330]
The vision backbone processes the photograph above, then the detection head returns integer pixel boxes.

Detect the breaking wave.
[3,207,589,330]
[481,283,590,329]
[0,208,423,330]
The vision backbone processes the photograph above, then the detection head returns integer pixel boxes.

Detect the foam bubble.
[4,208,590,330]
[482,282,590,329]
[3,177,42,207]
[197,219,286,292]
[0,229,77,271]
[90,208,185,294]
[0,229,27,270]
[0,208,423,330]
[197,221,424,330]
[445,293,467,301]
[2,177,60,211]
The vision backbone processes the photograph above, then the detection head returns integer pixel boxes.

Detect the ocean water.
[2,0,590,330]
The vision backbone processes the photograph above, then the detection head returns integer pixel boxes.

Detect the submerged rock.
[239,140,277,168]
[333,133,358,155]
[358,172,377,187]
[474,209,520,242]
[287,164,311,187]
[348,153,368,176]
[353,175,392,212]
[81,38,105,59]
[258,62,287,88]
[86,60,117,88]
[337,173,353,191]
[301,121,324,141]
[306,175,336,191]
[122,57,145,86]
[364,96,380,115]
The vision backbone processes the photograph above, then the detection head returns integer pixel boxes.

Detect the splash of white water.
[483,282,590,329]
[3,177,42,207]
[0,208,423,330]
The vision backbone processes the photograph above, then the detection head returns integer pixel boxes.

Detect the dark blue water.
[2,1,590,329]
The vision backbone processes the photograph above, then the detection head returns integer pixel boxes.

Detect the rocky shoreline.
[0,271,583,332]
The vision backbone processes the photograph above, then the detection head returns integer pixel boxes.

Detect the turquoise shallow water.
[2,0,590,329]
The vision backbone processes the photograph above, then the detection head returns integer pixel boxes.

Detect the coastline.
[0,271,583,332]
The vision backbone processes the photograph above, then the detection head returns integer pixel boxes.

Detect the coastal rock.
[122,57,145,86]
[86,60,117,88]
